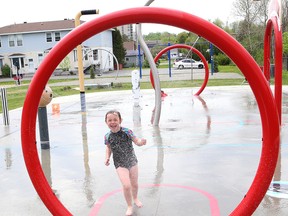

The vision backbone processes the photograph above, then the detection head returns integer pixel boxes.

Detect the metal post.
[38,107,50,149]
[41,149,52,185]
[168,42,171,78]
[0,88,10,125]
[145,0,155,6]
[209,43,214,75]
[138,44,142,78]
[131,69,140,104]
[75,9,99,112]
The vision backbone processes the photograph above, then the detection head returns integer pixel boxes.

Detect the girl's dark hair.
[105,110,122,122]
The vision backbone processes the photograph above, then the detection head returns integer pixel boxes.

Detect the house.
[123,41,144,68]
[125,50,144,68]
[144,40,162,49]
[0,19,114,76]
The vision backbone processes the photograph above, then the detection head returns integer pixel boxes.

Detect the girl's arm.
[133,137,147,146]
[105,145,112,166]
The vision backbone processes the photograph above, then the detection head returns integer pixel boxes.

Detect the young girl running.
[104,110,146,216]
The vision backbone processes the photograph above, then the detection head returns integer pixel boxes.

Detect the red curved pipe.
[21,7,280,216]
[263,17,283,124]
[150,44,209,96]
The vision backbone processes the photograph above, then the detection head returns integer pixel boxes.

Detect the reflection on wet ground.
[1,86,288,215]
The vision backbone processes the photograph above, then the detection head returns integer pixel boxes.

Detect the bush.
[213,59,219,72]
[1,64,11,77]
[143,59,160,68]
[143,59,150,68]
[214,53,231,65]
[90,65,95,79]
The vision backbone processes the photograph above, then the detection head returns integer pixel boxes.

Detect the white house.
[0,19,114,76]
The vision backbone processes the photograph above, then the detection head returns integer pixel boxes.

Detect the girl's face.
[105,113,122,133]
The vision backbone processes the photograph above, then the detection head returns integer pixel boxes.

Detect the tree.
[232,0,268,62]
[122,34,130,42]
[1,64,11,77]
[283,32,288,56]
[143,32,162,41]
[112,28,126,65]
[176,32,189,44]
[150,45,165,58]
[160,32,177,44]
[282,0,288,32]
[59,56,71,72]
[213,18,225,29]
[232,0,268,24]
[185,32,199,45]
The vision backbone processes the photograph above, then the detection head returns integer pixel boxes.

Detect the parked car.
[173,57,184,63]
[173,58,204,69]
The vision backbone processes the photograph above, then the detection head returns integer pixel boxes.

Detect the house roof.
[126,50,143,56]
[0,19,84,35]
[123,41,136,50]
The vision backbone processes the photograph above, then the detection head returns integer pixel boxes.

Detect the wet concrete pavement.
[1,82,288,215]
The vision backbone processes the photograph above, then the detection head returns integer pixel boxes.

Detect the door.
[12,58,20,75]
[28,59,34,72]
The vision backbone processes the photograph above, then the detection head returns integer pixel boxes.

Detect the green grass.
[218,65,241,74]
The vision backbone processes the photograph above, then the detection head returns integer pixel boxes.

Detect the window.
[93,50,98,61]
[16,34,23,46]
[46,33,52,42]
[8,34,23,47]
[9,35,15,47]
[46,32,61,42]
[0,36,2,47]
[55,32,61,41]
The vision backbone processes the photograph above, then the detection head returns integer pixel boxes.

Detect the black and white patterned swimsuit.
[105,127,138,169]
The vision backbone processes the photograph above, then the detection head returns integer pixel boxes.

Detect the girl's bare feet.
[126,206,133,216]
[134,199,143,208]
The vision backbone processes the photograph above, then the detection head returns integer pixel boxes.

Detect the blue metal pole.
[138,44,142,78]
[168,42,171,78]
[209,43,214,75]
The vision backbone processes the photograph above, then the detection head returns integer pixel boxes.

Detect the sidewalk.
[1,85,288,215]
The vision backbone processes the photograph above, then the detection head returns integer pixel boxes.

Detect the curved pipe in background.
[150,44,209,96]
[137,24,162,126]
[263,15,283,124]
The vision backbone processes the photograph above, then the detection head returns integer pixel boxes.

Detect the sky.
[0,0,236,34]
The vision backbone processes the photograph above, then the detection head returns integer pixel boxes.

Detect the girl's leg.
[116,167,133,215]
[129,165,143,207]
